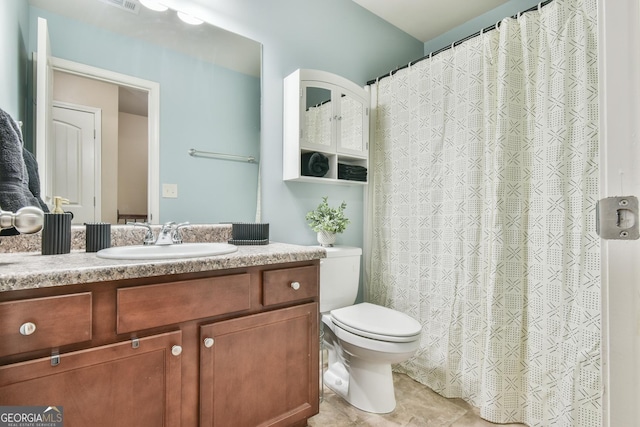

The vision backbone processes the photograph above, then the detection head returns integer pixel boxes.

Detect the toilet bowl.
[319,246,422,414]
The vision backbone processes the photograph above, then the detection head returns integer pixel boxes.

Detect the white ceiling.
[353,0,510,42]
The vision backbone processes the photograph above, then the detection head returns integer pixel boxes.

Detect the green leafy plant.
[306,196,350,234]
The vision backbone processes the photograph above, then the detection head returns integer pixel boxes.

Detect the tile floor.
[307,373,527,427]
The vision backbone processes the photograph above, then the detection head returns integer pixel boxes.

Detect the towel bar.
[188,148,257,164]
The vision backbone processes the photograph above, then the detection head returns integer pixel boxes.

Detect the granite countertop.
[0,224,325,293]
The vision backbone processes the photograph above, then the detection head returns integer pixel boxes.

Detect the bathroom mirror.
[25,0,261,225]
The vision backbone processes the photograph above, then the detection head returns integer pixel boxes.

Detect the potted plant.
[306,196,350,247]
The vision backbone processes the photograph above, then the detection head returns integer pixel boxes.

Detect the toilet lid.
[330,302,422,343]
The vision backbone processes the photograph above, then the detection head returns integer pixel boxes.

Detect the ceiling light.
[139,0,168,12]
[177,11,203,25]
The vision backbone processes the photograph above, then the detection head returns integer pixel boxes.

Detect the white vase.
[317,230,336,247]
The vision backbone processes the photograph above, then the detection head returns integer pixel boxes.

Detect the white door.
[51,105,101,224]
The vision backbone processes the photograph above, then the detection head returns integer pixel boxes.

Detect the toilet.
[319,246,422,414]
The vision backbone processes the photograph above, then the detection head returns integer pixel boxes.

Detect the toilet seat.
[330,302,422,343]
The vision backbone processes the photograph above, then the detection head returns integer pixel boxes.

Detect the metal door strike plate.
[596,196,639,240]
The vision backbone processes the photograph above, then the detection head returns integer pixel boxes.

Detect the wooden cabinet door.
[200,303,319,427]
[0,331,182,427]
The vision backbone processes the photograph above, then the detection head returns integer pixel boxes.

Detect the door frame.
[52,101,102,223]
[49,57,160,224]
[598,0,640,426]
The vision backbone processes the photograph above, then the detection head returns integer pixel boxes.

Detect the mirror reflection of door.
[51,103,100,224]
[52,70,149,224]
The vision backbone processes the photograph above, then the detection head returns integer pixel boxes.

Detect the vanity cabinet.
[200,264,319,427]
[0,260,320,427]
[0,331,182,427]
[200,303,318,427]
[284,69,370,184]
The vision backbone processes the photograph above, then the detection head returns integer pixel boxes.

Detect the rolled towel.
[301,152,329,177]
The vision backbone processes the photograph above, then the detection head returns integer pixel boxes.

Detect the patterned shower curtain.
[365,0,600,425]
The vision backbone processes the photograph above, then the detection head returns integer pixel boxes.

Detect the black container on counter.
[85,223,111,252]
[41,213,72,255]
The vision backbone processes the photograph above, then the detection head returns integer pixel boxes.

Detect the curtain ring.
[495,20,501,30]
[538,2,542,11]
[429,52,432,59]
[451,41,455,50]
[517,12,521,20]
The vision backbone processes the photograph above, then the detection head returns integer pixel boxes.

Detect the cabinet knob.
[19,322,36,336]
[171,345,182,356]
[203,337,214,348]
[290,281,301,290]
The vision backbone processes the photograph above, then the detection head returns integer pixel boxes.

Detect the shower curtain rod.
[366,0,554,86]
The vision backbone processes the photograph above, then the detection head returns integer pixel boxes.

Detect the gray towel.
[301,152,330,177]
[0,108,47,235]
[22,147,49,212]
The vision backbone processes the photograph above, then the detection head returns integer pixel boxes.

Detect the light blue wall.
[187,0,424,252]
[27,7,261,224]
[0,0,29,121]
[423,0,542,54]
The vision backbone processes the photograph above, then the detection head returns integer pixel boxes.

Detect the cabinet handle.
[203,337,214,348]
[171,345,182,356]
[19,322,36,336]
[290,281,301,290]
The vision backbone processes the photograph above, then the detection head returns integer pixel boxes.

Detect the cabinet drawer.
[117,273,251,334]
[0,293,92,358]
[262,265,318,307]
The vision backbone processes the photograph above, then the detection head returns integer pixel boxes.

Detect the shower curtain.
[366,0,600,425]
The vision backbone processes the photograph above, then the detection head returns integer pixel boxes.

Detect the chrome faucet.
[128,221,190,246]
[155,222,175,246]
[128,222,155,245]
[172,222,190,244]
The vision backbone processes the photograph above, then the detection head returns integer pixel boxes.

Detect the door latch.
[596,196,639,240]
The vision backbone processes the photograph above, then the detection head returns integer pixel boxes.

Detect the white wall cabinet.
[284,69,370,184]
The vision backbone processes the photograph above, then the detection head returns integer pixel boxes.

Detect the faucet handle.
[128,222,155,245]
[173,222,190,244]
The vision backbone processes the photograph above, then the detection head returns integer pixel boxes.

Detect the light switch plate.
[162,183,178,198]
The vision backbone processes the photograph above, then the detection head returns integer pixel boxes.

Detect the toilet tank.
[319,246,362,313]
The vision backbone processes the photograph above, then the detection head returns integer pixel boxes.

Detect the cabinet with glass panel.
[284,69,369,184]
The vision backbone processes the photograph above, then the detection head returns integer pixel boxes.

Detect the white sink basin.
[96,242,237,260]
